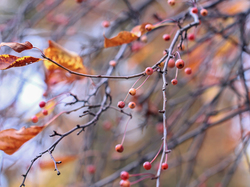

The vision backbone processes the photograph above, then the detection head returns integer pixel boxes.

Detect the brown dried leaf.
[104,31,139,48]
[0,41,33,53]
[0,126,45,155]
[0,54,41,70]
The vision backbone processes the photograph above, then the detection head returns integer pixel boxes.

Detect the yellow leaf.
[0,54,41,70]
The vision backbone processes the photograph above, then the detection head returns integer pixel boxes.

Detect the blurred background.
[0,0,250,186]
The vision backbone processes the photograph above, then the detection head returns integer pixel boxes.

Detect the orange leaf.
[43,40,86,71]
[0,126,46,155]
[104,31,139,48]
[39,155,77,169]
[0,54,41,70]
[0,41,33,53]
[131,23,149,37]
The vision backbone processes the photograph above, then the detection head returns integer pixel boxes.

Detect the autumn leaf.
[0,41,33,53]
[43,40,85,71]
[104,23,150,48]
[43,40,87,88]
[0,54,41,70]
[0,126,45,155]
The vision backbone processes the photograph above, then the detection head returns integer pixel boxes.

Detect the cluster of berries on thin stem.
[31,92,70,124]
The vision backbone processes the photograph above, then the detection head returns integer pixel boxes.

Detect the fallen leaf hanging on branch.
[0,126,46,155]
[104,23,150,48]
[0,54,41,70]
[0,41,33,53]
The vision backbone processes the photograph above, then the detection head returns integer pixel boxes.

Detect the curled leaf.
[0,54,41,70]
[0,41,33,53]
[104,31,138,48]
[0,126,45,155]
[104,23,151,48]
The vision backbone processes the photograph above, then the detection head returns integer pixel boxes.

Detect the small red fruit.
[103,121,112,131]
[188,33,195,41]
[185,67,192,75]
[129,88,136,96]
[143,161,152,170]
[102,20,110,28]
[178,43,185,51]
[128,102,136,109]
[109,60,117,67]
[145,67,154,75]
[31,116,38,123]
[87,165,96,174]
[140,35,147,43]
[117,101,125,108]
[175,59,185,69]
[120,171,129,180]
[191,7,198,14]
[168,59,175,68]
[162,163,169,170]
[120,180,130,187]
[42,110,48,116]
[39,101,46,108]
[163,34,170,41]
[145,24,153,31]
[115,144,124,153]
[168,0,175,6]
[200,9,208,16]
[171,79,178,85]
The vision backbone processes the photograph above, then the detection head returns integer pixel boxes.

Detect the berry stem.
[136,75,151,90]
[44,111,67,127]
[150,143,163,164]
[123,75,144,102]
[175,68,179,79]
[130,175,155,185]
[47,92,70,103]
[175,51,181,59]
[130,173,155,177]
[121,117,132,145]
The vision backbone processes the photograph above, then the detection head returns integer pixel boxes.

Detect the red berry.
[145,24,153,31]
[118,101,125,108]
[191,7,198,14]
[185,67,192,75]
[76,0,83,3]
[120,171,129,180]
[109,60,117,67]
[120,180,130,187]
[131,42,143,52]
[103,121,112,131]
[143,161,152,170]
[129,88,136,96]
[162,163,169,170]
[31,116,38,123]
[128,102,136,109]
[200,9,208,16]
[39,101,46,108]
[168,0,175,6]
[42,109,48,116]
[188,33,195,41]
[168,59,175,68]
[175,59,185,69]
[102,20,110,28]
[163,34,170,41]
[140,35,147,43]
[87,165,96,174]
[115,144,124,153]
[171,79,178,85]
[178,43,185,51]
[145,67,154,75]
